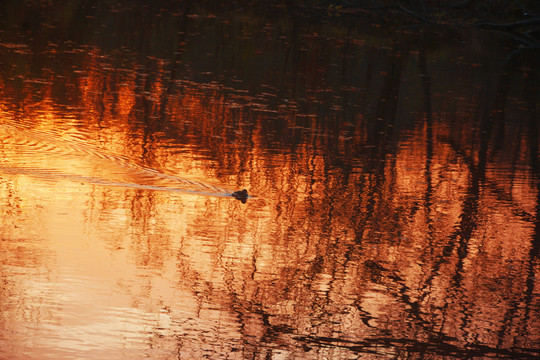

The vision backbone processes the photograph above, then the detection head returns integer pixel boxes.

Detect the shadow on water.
[0,1,538,359]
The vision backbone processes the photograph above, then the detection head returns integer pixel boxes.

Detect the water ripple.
[0,122,235,198]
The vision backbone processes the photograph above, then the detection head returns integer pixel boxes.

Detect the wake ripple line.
[0,123,231,196]
[0,166,233,197]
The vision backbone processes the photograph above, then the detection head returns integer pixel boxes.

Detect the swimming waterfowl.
[232,189,249,203]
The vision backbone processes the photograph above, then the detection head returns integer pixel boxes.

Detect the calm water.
[0,2,538,359]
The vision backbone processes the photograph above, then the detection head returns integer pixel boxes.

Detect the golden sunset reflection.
[1,4,539,359]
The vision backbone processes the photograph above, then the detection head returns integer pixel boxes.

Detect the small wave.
[0,165,235,197]
[0,122,235,198]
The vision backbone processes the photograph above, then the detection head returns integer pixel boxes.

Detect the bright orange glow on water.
[0,3,539,359]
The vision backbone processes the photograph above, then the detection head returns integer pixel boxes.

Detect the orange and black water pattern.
[0,1,538,359]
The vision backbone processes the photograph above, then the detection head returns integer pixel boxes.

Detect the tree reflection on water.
[0,1,538,359]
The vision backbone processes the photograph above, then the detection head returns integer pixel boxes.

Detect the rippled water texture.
[0,2,539,359]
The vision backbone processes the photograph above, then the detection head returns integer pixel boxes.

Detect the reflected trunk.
[0,2,538,359]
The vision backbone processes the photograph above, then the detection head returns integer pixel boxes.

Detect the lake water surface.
[0,2,538,359]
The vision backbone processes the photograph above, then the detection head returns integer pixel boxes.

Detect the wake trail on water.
[0,122,235,198]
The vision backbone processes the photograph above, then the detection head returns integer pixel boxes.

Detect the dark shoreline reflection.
[0,2,538,359]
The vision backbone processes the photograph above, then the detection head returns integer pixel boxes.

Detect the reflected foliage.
[0,1,539,359]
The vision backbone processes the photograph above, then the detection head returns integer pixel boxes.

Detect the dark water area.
[0,1,538,359]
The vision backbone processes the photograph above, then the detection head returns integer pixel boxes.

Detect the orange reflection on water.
[0,39,538,360]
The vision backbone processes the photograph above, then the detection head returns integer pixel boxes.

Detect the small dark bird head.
[232,189,249,203]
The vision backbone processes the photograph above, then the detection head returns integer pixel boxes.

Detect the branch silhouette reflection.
[0,3,538,359]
